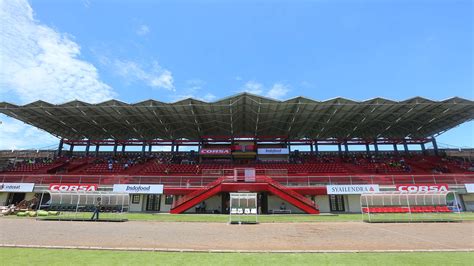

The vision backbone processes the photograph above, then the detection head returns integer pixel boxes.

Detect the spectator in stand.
[280,202,287,211]
[108,162,113,171]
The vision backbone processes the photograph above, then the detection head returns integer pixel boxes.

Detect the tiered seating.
[142,162,199,175]
[365,163,405,173]
[2,153,472,176]
[4,162,58,173]
[85,163,127,174]
[362,206,451,213]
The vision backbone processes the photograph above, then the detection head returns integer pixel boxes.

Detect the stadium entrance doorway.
[258,192,268,214]
[7,193,25,205]
[329,195,345,212]
[145,194,161,211]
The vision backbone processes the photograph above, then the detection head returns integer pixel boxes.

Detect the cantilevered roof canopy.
[1,93,473,140]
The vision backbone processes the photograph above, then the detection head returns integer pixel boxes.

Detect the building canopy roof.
[1,93,473,141]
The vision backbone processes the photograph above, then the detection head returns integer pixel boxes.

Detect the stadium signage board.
[464,184,474,193]
[396,184,449,192]
[49,183,98,192]
[199,149,231,155]
[326,185,379,195]
[257,148,289,155]
[0,183,34,192]
[113,184,164,194]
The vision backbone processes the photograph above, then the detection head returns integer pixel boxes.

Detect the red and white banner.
[396,184,449,192]
[49,183,98,192]
[199,148,231,155]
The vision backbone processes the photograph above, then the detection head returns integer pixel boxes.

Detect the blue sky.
[0,0,472,150]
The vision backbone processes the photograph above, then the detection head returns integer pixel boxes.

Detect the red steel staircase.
[170,175,319,214]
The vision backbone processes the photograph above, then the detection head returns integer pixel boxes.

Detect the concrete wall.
[267,195,305,214]
[24,193,36,201]
[160,195,173,212]
[345,195,361,213]
[0,193,8,205]
[461,194,474,211]
[128,194,144,212]
[314,195,330,213]
[184,194,222,213]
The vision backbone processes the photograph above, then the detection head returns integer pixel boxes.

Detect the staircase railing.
[263,176,317,208]
[172,176,226,208]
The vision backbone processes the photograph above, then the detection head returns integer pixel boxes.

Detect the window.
[131,194,140,204]
[165,195,173,205]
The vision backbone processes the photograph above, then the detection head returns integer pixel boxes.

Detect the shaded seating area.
[38,190,129,222]
[360,191,461,222]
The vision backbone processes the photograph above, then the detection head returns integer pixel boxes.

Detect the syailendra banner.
[113,184,164,194]
[326,185,379,195]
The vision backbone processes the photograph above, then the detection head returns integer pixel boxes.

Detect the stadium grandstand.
[1,93,473,214]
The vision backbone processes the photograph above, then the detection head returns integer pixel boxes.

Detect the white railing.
[1,173,473,188]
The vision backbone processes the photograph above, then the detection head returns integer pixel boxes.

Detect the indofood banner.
[0,183,35,192]
[113,184,164,194]
[465,184,474,193]
[257,148,289,155]
[326,185,379,195]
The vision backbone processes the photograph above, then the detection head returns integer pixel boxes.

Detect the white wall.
[461,194,474,211]
[184,194,222,213]
[345,195,361,213]
[24,193,36,201]
[128,194,144,212]
[160,194,173,212]
[0,193,8,205]
[267,195,305,214]
[315,195,330,213]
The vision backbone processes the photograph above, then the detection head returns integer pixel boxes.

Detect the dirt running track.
[1,219,473,251]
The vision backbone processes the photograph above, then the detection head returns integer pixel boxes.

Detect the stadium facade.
[1,93,474,214]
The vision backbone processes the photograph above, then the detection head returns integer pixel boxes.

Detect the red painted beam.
[291,187,327,195]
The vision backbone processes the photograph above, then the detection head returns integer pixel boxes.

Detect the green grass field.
[7,212,474,223]
[0,248,472,265]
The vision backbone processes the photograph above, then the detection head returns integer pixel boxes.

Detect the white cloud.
[0,0,115,104]
[0,116,58,150]
[0,0,116,149]
[136,24,150,36]
[113,59,174,91]
[241,81,264,95]
[266,83,289,99]
[238,81,290,100]
[171,79,216,102]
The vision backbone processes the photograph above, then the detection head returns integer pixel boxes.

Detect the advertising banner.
[257,148,289,155]
[199,149,231,155]
[326,185,379,195]
[464,184,474,193]
[49,183,98,192]
[113,184,164,194]
[396,184,449,192]
[0,183,35,192]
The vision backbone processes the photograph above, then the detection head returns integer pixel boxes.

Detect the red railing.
[172,177,226,208]
[1,173,473,187]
